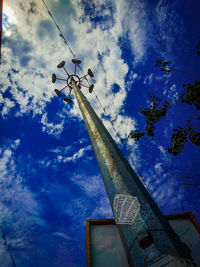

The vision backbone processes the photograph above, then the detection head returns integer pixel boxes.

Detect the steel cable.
[0,225,16,266]
[41,0,76,58]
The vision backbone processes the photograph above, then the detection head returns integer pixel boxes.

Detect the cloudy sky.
[0,0,200,266]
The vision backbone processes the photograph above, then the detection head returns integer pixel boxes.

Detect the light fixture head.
[52,73,56,83]
[54,89,61,97]
[57,61,65,68]
[63,97,73,103]
[89,84,94,93]
[72,59,81,64]
[88,69,94,78]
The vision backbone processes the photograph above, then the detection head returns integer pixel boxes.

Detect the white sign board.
[113,194,140,225]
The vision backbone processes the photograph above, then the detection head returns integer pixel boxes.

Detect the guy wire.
[41,0,76,58]
[0,225,16,266]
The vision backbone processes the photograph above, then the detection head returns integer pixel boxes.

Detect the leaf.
[156,59,162,65]
[128,130,145,141]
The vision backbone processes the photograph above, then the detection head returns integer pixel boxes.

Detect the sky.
[0,0,200,266]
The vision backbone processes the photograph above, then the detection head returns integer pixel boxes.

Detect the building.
[86,212,200,267]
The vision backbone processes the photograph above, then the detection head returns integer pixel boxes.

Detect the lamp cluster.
[52,59,94,103]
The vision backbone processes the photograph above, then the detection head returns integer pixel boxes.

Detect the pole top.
[52,59,94,103]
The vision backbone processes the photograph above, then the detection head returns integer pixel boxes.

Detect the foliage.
[168,121,200,155]
[128,130,145,141]
[155,59,171,72]
[181,80,200,110]
[129,43,200,156]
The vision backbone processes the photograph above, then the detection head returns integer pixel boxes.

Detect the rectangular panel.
[90,224,129,267]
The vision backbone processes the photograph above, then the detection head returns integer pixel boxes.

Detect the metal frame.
[165,211,200,234]
[86,212,200,267]
[86,219,115,267]
[52,59,94,102]
[66,74,81,89]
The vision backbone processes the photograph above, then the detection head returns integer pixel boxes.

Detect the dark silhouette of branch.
[129,42,200,156]
[168,110,199,155]
[155,59,199,79]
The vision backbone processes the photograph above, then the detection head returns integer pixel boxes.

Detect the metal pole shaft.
[72,80,196,267]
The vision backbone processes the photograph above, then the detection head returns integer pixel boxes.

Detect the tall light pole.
[52,60,196,267]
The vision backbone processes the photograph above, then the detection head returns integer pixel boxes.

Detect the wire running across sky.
[41,0,75,58]
[0,225,17,266]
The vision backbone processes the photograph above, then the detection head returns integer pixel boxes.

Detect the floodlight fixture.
[88,69,94,78]
[52,73,56,83]
[53,59,95,104]
[57,61,65,68]
[64,97,73,103]
[72,59,81,64]
[89,84,94,93]
[54,89,61,97]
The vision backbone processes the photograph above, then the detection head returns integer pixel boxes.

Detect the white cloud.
[113,0,147,61]
[154,0,184,59]
[71,174,103,197]
[1,0,142,140]
[63,145,92,163]
[1,98,15,118]
[70,173,113,219]
[44,139,92,165]
[126,71,138,91]
[144,73,153,85]
[90,195,113,219]
[0,139,44,256]
[102,114,136,146]
[13,139,20,148]
[154,162,163,174]
[142,164,186,211]
[49,145,72,154]
[53,232,72,241]
[40,112,64,136]
[163,84,179,102]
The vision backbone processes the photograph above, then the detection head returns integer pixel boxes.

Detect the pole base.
[146,255,197,267]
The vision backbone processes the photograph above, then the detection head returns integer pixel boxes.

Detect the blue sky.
[0,0,200,266]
